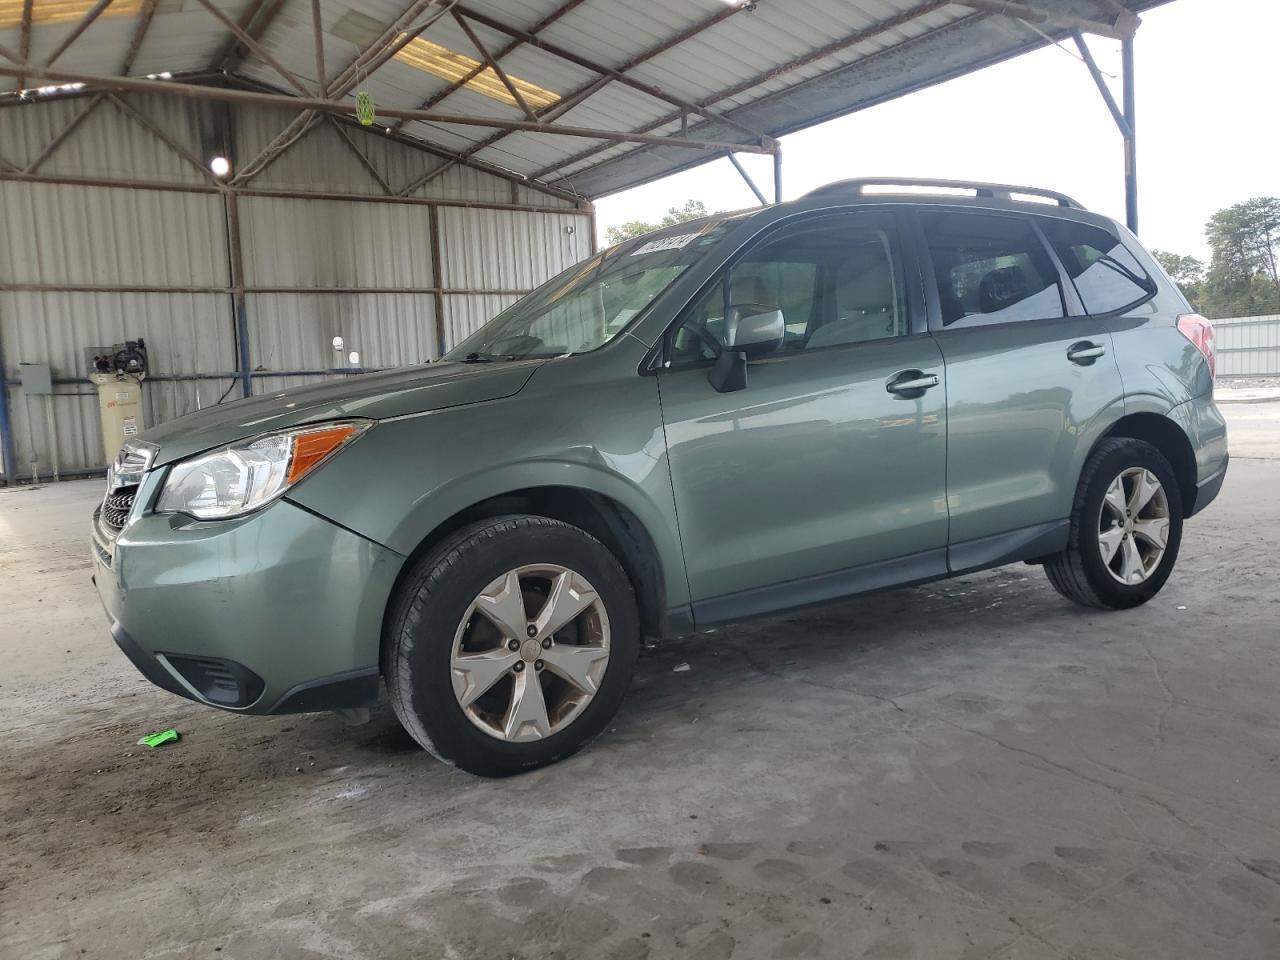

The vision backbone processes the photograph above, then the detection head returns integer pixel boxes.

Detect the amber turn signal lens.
[287,424,363,485]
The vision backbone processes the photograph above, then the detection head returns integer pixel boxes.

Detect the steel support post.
[1122,36,1137,234]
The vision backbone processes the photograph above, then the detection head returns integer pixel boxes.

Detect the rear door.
[914,207,1127,569]
[655,211,949,619]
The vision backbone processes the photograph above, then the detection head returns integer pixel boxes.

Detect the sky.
[594,0,1278,262]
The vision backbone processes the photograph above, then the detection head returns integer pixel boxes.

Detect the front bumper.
[93,496,402,714]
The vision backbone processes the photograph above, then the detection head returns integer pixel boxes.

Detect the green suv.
[92,179,1228,776]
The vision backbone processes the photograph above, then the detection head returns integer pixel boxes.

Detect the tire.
[1044,437,1184,610]
[385,515,639,777]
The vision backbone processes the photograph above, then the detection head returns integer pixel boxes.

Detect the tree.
[605,199,714,245]
[1152,249,1205,310]
[1200,197,1280,318]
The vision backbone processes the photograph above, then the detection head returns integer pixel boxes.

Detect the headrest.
[837,254,895,312]
[732,275,774,307]
[978,266,1029,313]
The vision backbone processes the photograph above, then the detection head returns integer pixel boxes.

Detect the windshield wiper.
[461,351,497,362]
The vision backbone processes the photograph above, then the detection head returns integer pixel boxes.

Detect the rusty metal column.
[428,205,447,359]
[224,189,253,398]
[0,326,16,485]
[1122,36,1137,234]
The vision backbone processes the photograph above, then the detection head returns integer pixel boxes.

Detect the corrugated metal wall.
[1215,315,1280,378]
[0,93,592,480]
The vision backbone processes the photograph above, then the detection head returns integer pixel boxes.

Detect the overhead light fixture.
[209,156,230,177]
[392,34,560,111]
[0,0,146,29]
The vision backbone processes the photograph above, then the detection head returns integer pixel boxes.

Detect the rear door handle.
[1067,341,1107,364]
[886,370,939,396]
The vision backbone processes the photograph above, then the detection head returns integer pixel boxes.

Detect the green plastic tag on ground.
[356,91,375,126]
[137,729,180,748]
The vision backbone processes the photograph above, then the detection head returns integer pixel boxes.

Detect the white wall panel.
[439,208,589,290]
[2,95,590,480]
[247,292,438,370]
[0,181,228,286]
[238,196,434,289]
[442,293,524,351]
[1216,314,1280,378]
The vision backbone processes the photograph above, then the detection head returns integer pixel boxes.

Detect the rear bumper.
[94,497,401,714]
[1188,454,1228,518]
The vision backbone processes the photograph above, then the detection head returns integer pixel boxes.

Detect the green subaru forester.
[93,179,1227,776]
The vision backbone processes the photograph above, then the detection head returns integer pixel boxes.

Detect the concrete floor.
[3,401,1279,960]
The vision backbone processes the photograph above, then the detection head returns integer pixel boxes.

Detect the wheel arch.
[381,484,674,670]
[1099,412,1197,515]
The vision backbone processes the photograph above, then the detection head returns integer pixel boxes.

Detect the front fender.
[287,366,689,610]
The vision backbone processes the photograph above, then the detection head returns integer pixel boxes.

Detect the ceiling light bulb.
[209,156,231,177]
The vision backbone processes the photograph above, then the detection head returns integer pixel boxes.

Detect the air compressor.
[88,339,148,463]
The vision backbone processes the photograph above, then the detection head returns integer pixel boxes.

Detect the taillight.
[1177,313,1215,379]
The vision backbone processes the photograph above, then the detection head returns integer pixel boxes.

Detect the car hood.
[140,359,546,466]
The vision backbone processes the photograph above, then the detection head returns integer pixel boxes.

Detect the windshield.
[444,217,739,361]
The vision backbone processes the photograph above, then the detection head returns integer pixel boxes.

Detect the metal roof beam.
[0,168,592,215]
[453,3,770,145]
[726,153,767,207]
[1070,29,1132,138]
[16,0,32,89]
[119,0,161,76]
[44,0,115,69]
[311,0,325,96]
[451,9,539,123]
[196,0,311,98]
[954,0,1139,40]
[216,0,288,74]
[0,64,778,155]
[532,0,952,182]
[327,116,394,196]
[23,93,104,173]
[232,0,443,183]
[106,93,223,183]
[392,0,589,127]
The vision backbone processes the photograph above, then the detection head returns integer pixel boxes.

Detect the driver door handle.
[1067,341,1107,364]
[886,371,939,395]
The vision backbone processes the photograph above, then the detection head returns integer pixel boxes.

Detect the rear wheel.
[1045,438,1183,610]
[386,515,639,777]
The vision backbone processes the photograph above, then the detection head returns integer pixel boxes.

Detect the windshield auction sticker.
[630,232,700,256]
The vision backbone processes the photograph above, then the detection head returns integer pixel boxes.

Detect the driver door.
[655,211,949,621]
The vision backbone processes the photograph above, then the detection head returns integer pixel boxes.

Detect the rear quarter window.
[921,211,1065,327]
[1038,217,1156,316]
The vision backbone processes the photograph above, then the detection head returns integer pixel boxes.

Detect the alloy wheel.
[1097,466,1170,585]
[450,564,611,742]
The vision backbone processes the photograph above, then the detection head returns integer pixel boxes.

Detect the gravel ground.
[2,405,1278,960]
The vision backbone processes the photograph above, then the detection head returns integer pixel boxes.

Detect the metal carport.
[0,0,1161,482]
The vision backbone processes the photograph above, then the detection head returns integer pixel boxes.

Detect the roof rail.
[802,177,1085,210]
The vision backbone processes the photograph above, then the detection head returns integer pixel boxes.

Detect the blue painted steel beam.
[0,334,16,486]
[1122,36,1138,234]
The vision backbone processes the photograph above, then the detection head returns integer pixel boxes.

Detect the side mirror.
[724,305,785,358]
[708,305,784,393]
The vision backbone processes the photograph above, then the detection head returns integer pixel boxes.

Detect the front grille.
[100,486,138,533]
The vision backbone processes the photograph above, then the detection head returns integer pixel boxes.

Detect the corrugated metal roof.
[1,0,1166,199]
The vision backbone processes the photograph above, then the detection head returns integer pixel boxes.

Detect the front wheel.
[386,515,639,777]
[1044,438,1184,610]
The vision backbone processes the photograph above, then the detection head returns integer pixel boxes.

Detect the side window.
[1038,217,1155,316]
[670,217,907,364]
[923,212,1065,327]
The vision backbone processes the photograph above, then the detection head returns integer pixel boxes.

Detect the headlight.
[156,421,370,519]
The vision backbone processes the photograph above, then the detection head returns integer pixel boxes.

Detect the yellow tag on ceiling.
[392,34,559,111]
[0,0,146,29]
